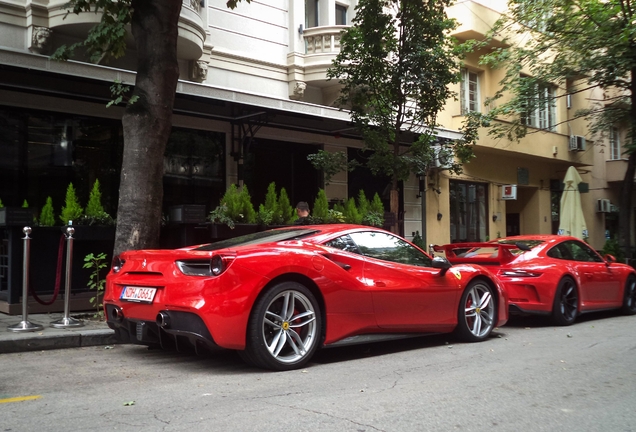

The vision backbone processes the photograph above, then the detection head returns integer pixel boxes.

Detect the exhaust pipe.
[156,311,171,328]
[111,306,124,322]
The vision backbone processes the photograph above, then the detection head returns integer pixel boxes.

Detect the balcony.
[301,25,348,86]
[178,0,206,60]
[43,0,205,61]
[447,0,507,47]
[606,159,631,183]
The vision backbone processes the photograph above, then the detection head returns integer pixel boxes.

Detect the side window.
[569,241,603,262]
[349,232,432,267]
[325,235,360,254]
[547,246,563,259]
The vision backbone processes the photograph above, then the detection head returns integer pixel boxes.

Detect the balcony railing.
[303,25,349,55]
[184,0,201,13]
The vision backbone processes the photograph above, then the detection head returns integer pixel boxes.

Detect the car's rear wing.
[432,242,524,266]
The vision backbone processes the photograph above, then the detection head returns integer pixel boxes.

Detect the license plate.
[120,286,157,303]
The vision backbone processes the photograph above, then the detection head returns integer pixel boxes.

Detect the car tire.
[455,279,496,342]
[551,276,578,326]
[242,281,321,371]
[621,275,636,315]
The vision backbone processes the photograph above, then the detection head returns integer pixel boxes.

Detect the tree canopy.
[327,0,478,230]
[474,0,636,254]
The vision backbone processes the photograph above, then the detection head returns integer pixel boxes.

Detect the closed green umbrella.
[558,166,588,239]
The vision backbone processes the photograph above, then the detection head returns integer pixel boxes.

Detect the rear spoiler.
[432,242,527,266]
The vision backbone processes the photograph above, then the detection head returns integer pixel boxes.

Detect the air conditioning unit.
[609,204,619,213]
[596,199,610,213]
[569,135,586,152]
[432,145,453,170]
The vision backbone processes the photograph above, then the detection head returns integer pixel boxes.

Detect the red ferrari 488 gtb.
[434,235,636,326]
[105,225,508,370]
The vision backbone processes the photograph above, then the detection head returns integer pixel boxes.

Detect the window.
[609,127,621,160]
[336,4,347,25]
[548,241,602,263]
[460,68,480,114]
[522,82,556,130]
[305,0,318,28]
[348,232,432,267]
[0,107,123,214]
[515,1,552,33]
[449,181,488,243]
[325,234,360,254]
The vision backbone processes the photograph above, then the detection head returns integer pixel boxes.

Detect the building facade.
[0,0,631,257]
[438,0,633,252]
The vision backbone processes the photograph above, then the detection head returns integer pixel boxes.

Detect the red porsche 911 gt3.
[104,224,508,370]
[433,235,636,326]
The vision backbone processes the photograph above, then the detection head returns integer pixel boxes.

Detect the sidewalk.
[0,312,117,354]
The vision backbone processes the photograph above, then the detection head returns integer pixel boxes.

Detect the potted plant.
[0,198,35,227]
[59,183,84,226]
[208,184,258,239]
[74,179,116,241]
[39,197,56,227]
[258,182,295,227]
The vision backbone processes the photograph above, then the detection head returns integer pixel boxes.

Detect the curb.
[0,329,119,354]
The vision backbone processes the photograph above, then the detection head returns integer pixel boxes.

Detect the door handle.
[375,281,386,287]
[336,261,351,270]
[321,254,351,270]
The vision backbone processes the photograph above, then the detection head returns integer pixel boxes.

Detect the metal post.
[50,226,83,328]
[7,227,44,332]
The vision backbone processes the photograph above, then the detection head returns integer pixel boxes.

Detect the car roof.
[192,224,393,252]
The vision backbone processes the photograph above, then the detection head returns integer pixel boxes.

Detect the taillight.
[210,255,224,276]
[499,269,542,278]
[177,254,233,277]
[112,256,126,273]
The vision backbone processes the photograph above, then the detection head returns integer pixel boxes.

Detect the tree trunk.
[618,67,636,261]
[618,146,636,262]
[389,188,399,233]
[114,0,182,256]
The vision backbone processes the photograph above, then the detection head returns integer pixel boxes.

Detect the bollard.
[7,227,44,332]
[429,244,435,256]
[50,225,84,328]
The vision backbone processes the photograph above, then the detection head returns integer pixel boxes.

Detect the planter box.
[0,207,35,227]
[169,205,206,224]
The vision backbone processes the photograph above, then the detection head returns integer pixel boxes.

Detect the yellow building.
[428,0,631,252]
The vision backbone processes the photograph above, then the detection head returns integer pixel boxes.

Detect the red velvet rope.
[29,234,65,306]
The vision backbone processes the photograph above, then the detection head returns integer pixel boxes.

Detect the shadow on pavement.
[505,308,624,328]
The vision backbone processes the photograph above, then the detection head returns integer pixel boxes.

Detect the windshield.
[194,228,319,251]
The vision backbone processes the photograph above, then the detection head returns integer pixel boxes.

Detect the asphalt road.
[1,311,635,432]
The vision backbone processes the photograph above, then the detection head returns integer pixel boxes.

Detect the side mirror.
[432,256,452,276]
[604,254,617,264]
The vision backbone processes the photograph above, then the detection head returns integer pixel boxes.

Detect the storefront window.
[163,128,225,213]
[0,106,226,221]
[0,107,123,216]
[449,180,488,242]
